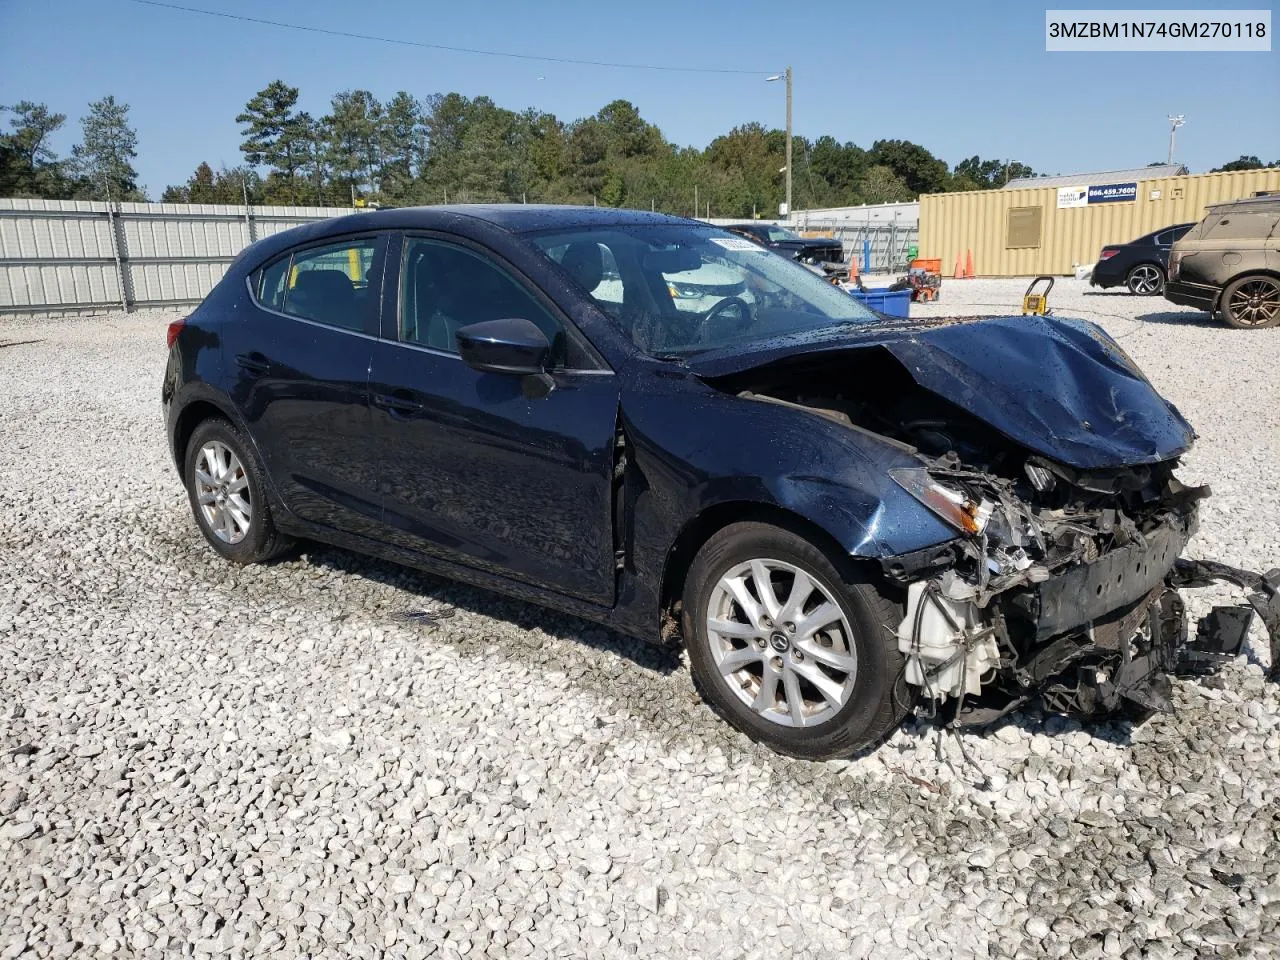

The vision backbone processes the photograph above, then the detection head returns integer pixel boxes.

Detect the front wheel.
[682,522,911,760]
[1126,264,1164,296]
[1220,275,1280,329]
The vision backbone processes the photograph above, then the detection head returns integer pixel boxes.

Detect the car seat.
[288,269,357,327]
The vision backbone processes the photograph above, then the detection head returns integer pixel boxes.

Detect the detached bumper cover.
[1170,559,1280,680]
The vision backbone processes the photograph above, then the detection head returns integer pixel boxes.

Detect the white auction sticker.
[1046,10,1270,51]
[710,237,766,252]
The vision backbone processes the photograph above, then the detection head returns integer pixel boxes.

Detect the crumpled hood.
[688,315,1195,469]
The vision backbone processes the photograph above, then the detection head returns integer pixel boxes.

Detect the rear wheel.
[682,522,911,760]
[184,418,293,564]
[1220,275,1280,329]
[1126,264,1164,296]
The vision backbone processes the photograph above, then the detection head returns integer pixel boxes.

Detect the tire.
[1220,274,1280,329]
[183,418,294,564]
[681,521,911,760]
[1126,264,1165,296]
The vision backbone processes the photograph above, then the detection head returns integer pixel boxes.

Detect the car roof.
[332,204,702,234]
[233,204,710,273]
[1205,194,1280,213]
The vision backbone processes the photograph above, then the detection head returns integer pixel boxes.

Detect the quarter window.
[400,238,568,362]
[257,255,289,311]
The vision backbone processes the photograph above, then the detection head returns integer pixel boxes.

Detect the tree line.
[167,82,1045,213]
[3,85,1276,216]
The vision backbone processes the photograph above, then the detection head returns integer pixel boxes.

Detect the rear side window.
[284,239,378,331]
[251,237,379,333]
[1155,225,1193,246]
[1203,209,1279,242]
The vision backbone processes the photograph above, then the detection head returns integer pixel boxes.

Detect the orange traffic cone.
[848,254,859,280]
[953,254,964,280]
[964,249,975,278]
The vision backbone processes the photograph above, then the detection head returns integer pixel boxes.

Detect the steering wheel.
[693,295,755,344]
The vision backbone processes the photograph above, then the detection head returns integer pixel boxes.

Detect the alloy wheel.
[1128,265,1163,295]
[705,558,858,727]
[1227,278,1280,327]
[194,441,252,544]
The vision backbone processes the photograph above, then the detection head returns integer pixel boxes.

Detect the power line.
[127,0,765,75]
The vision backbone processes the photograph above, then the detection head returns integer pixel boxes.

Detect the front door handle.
[235,352,270,377]
[373,391,425,418]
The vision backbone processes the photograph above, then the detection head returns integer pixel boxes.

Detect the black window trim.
[244,231,388,339]
[390,229,613,375]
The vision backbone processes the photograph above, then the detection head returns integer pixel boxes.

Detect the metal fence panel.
[798,221,920,274]
[0,198,351,315]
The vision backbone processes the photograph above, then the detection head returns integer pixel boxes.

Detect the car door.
[366,233,619,605]
[225,232,387,536]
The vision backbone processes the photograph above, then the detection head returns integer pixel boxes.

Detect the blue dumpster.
[846,287,911,318]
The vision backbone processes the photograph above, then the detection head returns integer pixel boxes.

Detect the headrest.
[560,242,605,293]
[293,269,354,300]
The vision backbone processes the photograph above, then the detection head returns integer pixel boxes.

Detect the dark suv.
[723,223,845,266]
[1090,224,1194,296]
[1165,195,1280,328]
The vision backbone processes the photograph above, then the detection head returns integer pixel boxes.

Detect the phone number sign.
[1087,181,1138,203]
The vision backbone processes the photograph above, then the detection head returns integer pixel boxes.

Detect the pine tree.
[236,81,305,203]
[71,95,143,200]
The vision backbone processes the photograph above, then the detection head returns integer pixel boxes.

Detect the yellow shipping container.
[919,168,1280,277]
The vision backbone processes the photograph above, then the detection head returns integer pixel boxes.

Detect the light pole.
[1003,160,1019,186]
[1167,115,1185,164]
[766,67,792,221]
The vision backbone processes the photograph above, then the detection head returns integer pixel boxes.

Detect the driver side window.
[400,238,569,364]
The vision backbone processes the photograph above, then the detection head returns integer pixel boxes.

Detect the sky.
[1,0,1277,198]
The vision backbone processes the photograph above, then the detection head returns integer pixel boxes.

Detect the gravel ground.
[1,278,1278,959]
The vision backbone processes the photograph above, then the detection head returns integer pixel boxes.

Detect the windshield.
[764,226,801,242]
[529,224,876,356]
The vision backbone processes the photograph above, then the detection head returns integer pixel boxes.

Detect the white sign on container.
[1058,187,1089,208]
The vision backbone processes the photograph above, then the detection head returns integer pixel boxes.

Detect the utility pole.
[785,66,792,223]
[767,67,793,222]
[1167,115,1185,164]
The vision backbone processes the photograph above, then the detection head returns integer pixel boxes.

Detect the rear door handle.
[372,391,425,417]
[235,352,270,376]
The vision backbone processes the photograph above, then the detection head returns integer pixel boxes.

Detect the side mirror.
[455,318,550,375]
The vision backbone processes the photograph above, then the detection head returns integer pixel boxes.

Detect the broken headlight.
[890,467,993,536]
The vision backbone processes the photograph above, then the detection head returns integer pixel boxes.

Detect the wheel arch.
[657,500,890,644]
[171,397,241,470]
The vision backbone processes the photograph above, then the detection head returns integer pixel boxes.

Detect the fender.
[166,379,297,526]
[609,376,958,638]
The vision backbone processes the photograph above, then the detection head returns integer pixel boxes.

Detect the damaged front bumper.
[885,481,1280,729]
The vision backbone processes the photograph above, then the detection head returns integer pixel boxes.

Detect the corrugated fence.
[919,168,1280,277]
[0,199,352,316]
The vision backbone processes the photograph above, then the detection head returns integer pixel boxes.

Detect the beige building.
[919,167,1280,277]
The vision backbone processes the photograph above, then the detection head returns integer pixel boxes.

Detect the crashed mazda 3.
[163,206,1279,759]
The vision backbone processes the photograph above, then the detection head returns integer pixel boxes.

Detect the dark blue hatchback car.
[164,205,1267,758]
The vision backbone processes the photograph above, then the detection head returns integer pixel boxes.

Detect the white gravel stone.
[1,288,1278,957]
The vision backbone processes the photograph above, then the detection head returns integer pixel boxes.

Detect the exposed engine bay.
[723,348,1280,727]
